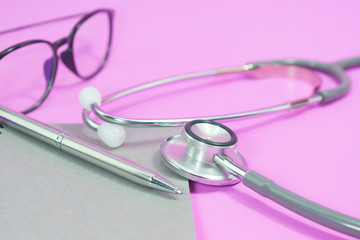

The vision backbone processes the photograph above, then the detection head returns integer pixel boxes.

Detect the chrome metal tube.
[82,63,324,129]
[0,106,182,194]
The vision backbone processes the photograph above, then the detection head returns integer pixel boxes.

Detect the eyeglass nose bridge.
[51,37,78,76]
[60,48,77,76]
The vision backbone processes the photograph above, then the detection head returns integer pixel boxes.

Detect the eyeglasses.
[0,9,114,114]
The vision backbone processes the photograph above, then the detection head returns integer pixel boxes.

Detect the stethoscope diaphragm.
[160,120,247,186]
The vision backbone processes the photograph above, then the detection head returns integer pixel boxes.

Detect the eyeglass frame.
[0,8,114,114]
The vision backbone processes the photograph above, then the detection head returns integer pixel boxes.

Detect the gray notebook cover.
[0,123,196,240]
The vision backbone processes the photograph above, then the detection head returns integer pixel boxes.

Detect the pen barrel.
[0,107,61,145]
[60,136,152,186]
[0,106,153,188]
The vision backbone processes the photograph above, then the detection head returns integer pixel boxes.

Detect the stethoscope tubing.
[243,170,360,239]
[213,154,360,238]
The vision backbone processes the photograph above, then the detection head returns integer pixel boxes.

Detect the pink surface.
[2,1,360,239]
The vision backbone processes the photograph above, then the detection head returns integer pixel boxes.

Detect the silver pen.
[0,106,182,194]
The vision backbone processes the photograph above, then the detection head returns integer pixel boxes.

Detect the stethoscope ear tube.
[214,154,360,238]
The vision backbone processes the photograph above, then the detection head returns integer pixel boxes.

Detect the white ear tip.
[97,123,126,148]
[79,87,102,111]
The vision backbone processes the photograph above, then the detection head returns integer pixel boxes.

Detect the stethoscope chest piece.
[160,120,247,186]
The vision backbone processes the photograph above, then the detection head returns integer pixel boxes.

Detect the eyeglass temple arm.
[0,12,87,35]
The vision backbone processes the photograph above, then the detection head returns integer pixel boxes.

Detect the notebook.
[0,123,196,240]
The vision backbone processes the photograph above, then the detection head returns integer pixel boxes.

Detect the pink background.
[2,1,360,239]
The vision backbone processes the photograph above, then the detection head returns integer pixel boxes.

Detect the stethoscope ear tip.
[97,122,126,148]
[79,87,126,148]
[79,86,102,111]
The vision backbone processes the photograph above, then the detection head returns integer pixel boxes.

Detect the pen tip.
[175,188,183,194]
[149,175,183,194]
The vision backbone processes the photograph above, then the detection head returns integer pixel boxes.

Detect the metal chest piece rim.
[160,120,247,186]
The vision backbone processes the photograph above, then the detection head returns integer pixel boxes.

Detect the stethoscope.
[79,56,360,237]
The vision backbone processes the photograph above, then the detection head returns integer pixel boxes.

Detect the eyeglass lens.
[0,42,55,113]
[72,11,111,78]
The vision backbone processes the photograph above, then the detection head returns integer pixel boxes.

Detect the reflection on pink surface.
[1,1,360,239]
[244,64,322,92]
